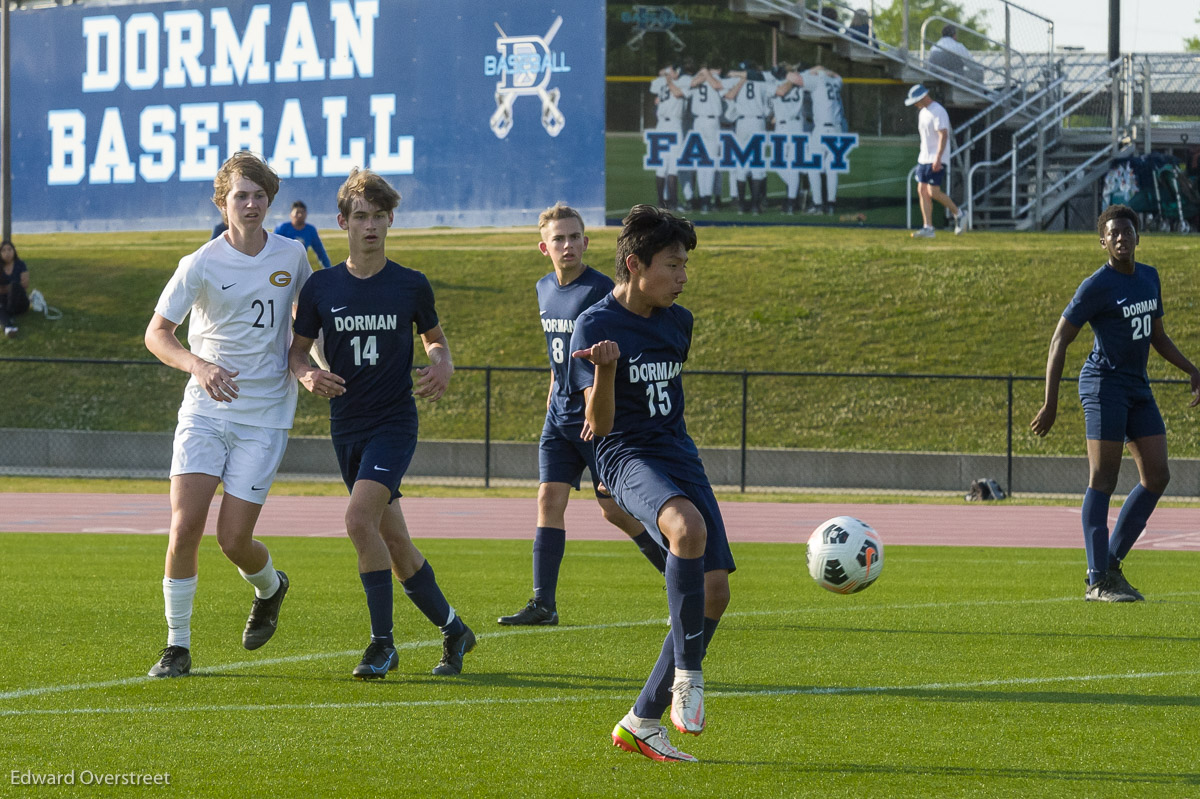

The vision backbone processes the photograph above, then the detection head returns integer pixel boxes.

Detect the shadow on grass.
[699,760,1200,786]
[709,680,1200,709]
[187,670,646,693]
[765,622,1200,645]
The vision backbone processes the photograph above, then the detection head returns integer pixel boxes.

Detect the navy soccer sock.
[632,531,667,575]
[359,569,393,645]
[401,560,464,638]
[665,553,706,671]
[633,617,721,721]
[1082,487,1112,584]
[1109,483,1161,566]
[532,526,566,608]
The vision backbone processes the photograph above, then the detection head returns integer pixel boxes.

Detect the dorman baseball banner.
[12,0,605,232]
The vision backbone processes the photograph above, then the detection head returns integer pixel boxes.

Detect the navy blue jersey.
[567,292,706,484]
[294,260,438,441]
[537,265,614,426]
[1063,262,1163,393]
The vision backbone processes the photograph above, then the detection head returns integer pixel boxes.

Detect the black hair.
[291,200,307,211]
[1097,204,1139,236]
[614,204,697,283]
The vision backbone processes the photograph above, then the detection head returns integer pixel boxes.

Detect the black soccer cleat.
[497,598,558,626]
[1084,574,1138,603]
[1107,566,1145,601]
[352,639,398,680]
[148,645,191,678]
[432,624,476,676]
[242,570,289,650]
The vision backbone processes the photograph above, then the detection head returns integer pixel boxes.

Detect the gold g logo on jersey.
[269,271,292,287]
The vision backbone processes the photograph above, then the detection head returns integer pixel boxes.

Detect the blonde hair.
[538,202,585,233]
[212,151,279,222]
[337,167,402,218]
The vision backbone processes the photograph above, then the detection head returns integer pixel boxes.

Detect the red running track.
[3,493,1200,550]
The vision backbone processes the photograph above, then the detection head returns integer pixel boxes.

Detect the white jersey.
[726,76,769,124]
[917,100,952,164]
[687,77,725,120]
[771,80,805,124]
[649,75,687,124]
[155,232,311,428]
[805,71,847,131]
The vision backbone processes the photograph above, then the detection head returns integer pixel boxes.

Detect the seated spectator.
[929,23,984,84]
[848,9,875,47]
[819,5,841,30]
[0,239,31,338]
[273,200,332,269]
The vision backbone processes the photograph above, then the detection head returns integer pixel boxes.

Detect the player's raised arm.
[1031,316,1080,436]
[573,340,619,437]
[287,332,345,399]
[415,323,453,401]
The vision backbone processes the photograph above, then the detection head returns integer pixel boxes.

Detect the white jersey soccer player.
[144,151,310,680]
[804,66,847,215]
[649,66,689,210]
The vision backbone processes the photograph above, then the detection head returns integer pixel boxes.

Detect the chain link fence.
[5,356,1200,496]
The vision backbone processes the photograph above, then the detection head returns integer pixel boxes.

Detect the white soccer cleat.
[953,212,966,235]
[670,670,706,735]
[911,226,935,239]
[612,711,698,763]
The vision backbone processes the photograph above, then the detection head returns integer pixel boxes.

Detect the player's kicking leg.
[217,495,288,651]
[612,710,697,763]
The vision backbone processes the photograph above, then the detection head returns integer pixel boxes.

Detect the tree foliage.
[872,0,994,52]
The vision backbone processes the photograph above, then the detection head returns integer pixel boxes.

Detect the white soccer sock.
[163,575,197,649]
[239,555,280,599]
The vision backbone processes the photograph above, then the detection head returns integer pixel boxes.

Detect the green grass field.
[2,532,1198,797]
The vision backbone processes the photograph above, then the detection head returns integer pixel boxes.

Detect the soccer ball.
[806,516,884,594]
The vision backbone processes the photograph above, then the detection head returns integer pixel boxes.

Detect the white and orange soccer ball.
[806,516,884,594]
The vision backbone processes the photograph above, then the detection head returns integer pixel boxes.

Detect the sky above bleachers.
[1048,0,1199,52]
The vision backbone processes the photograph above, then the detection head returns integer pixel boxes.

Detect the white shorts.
[170,412,288,505]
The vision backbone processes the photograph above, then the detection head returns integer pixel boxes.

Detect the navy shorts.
[1080,385,1166,442]
[609,459,736,574]
[915,162,945,187]
[333,428,417,502]
[539,420,605,496]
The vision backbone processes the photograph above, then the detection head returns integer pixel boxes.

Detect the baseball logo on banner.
[486,16,570,139]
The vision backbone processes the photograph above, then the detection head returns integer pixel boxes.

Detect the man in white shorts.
[144,151,311,677]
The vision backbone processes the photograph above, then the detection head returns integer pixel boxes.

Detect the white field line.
[2,593,1198,709]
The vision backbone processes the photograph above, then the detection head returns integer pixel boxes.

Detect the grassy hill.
[4,224,1200,457]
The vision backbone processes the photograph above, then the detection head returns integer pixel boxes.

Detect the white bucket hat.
[904,84,930,106]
